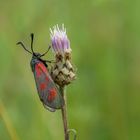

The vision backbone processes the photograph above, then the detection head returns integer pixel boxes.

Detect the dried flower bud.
[50,24,76,87]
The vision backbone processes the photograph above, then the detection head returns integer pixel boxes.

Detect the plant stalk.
[60,87,69,140]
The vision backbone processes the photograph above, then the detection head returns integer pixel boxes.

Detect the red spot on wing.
[35,62,50,91]
[48,88,57,102]
[35,64,42,77]
[46,76,49,81]
[39,77,49,91]
[35,62,49,77]
[40,83,46,90]
[37,63,48,73]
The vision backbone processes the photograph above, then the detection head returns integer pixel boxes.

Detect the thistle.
[50,24,76,87]
[50,24,77,140]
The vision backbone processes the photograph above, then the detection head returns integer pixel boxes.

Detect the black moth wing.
[33,61,64,110]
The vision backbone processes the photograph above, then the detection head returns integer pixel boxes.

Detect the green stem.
[60,87,69,140]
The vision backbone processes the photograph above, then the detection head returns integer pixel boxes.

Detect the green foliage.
[0,0,140,140]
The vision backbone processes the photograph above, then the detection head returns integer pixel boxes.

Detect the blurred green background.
[0,0,140,140]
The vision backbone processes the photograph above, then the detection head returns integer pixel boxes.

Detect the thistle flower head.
[50,24,71,55]
[50,24,76,87]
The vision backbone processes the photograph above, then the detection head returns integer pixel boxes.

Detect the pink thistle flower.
[50,24,76,87]
[50,24,71,55]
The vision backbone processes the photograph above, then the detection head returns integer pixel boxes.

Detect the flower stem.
[60,87,69,140]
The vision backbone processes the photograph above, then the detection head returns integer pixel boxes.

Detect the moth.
[17,33,64,112]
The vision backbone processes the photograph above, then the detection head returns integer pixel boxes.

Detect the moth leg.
[45,60,56,69]
[45,60,56,63]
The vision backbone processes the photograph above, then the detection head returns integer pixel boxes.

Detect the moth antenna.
[41,45,51,57]
[30,33,35,54]
[17,42,32,54]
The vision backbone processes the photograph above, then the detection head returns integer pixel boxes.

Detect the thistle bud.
[50,24,76,87]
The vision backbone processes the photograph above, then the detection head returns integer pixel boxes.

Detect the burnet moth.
[17,33,64,112]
